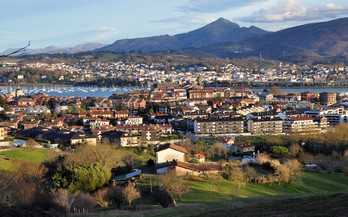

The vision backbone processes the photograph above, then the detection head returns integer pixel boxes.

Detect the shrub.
[51,163,111,192]
[151,191,173,208]
[269,146,291,158]
[344,168,348,176]
[147,159,155,167]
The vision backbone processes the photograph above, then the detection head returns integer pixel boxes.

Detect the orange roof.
[194,154,205,159]
[169,144,187,153]
[155,143,187,153]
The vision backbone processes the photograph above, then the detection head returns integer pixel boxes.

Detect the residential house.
[155,143,187,165]
[101,130,139,147]
[192,154,205,163]
[230,143,255,155]
[70,131,97,146]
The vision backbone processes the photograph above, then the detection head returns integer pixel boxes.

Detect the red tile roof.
[155,143,187,153]
[194,154,205,159]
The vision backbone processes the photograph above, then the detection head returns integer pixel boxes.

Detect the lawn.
[235,135,265,144]
[180,171,348,203]
[0,148,55,170]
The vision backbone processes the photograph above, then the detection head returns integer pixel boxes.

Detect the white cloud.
[240,0,348,23]
[95,26,119,41]
[179,0,269,13]
[156,13,216,26]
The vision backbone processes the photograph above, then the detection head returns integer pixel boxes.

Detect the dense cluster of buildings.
[1,60,348,87]
[0,59,348,151]
[0,78,346,151]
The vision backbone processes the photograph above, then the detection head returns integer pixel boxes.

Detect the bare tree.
[158,171,188,206]
[94,188,109,208]
[224,161,246,198]
[206,173,223,189]
[0,173,16,207]
[0,41,30,57]
[53,189,77,214]
[123,182,140,207]
[274,164,291,184]
[71,192,97,212]
[108,185,123,209]
[26,139,38,151]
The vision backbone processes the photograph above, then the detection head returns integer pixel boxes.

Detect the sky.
[1,0,348,51]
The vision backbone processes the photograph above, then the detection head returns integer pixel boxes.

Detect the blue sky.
[1,0,348,51]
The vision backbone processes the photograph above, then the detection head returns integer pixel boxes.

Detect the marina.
[0,85,347,98]
[0,85,143,98]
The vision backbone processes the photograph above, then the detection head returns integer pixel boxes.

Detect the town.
[0,80,347,147]
[0,60,348,215]
[1,58,348,87]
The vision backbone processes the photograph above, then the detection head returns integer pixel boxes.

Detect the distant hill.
[98,17,348,64]
[198,18,348,63]
[1,43,107,56]
[98,18,269,52]
[5,17,348,64]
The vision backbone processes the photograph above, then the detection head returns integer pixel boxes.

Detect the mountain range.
[1,43,106,56]
[3,17,348,63]
[98,18,269,52]
[98,17,348,63]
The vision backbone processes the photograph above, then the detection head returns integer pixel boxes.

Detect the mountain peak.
[206,17,240,29]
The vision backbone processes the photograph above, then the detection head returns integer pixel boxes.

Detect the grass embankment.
[0,148,54,170]
[135,192,348,217]
[181,171,348,203]
[71,171,348,217]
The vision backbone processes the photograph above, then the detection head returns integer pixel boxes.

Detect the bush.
[269,146,291,158]
[147,159,155,167]
[108,185,123,209]
[344,168,348,176]
[151,191,173,208]
[71,193,97,212]
[51,163,111,192]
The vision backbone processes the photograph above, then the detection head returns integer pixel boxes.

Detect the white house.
[155,143,187,165]
[192,153,205,163]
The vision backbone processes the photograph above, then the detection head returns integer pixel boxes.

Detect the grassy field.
[71,171,348,217]
[181,171,348,203]
[0,148,55,170]
[125,193,348,217]
[72,192,348,217]
[235,135,265,144]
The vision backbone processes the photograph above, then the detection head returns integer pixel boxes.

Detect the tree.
[64,143,124,169]
[158,171,188,206]
[71,192,97,212]
[207,173,223,189]
[26,139,37,151]
[94,188,109,208]
[52,188,76,214]
[269,146,291,158]
[284,159,302,176]
[50,163,111,192]
[273,164,291,184]
[151,190,173,208]
[288,144,302,157]
[223,161,246,197]
[123,182,140,207]
[107,185,123,209]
